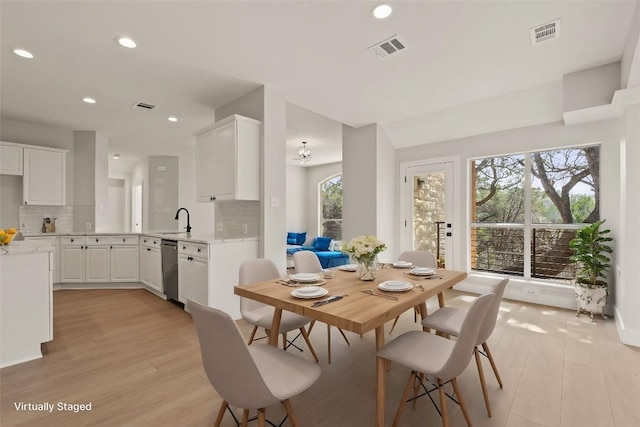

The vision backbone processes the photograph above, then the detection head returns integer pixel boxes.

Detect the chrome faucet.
[174,208,191,236]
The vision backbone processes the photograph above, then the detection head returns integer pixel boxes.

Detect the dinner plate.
[409,267,436,276]
[290,273,319,283]
[290,287,329,299]
[378,281,413,292]
[392,261,412,268]
[338,264,357,272]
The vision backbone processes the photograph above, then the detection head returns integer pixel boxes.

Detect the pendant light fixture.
[296,141,312,164]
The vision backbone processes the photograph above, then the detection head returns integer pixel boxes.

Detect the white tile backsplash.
[19,205,74,233]
[214,200,259,239]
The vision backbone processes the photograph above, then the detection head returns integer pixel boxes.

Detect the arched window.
[319,174,342,240]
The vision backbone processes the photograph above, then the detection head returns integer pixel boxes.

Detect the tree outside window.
[471,146,599,281]
[320,175,342,240]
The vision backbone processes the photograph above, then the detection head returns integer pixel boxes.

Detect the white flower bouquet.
[342,235,386,264]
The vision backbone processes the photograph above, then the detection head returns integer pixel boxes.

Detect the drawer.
[141,236,161,248]
[110,235,139,245]
[59,236,85,246]
[178,241,208,259]
[85,236,110,246]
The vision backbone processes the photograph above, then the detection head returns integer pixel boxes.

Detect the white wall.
[376,126,396,263]
[286,165,307,233]
[621,0,640,88]
[94,133,109,232]
[563,62,621,112]
[108,179,125,232]
[306,162,342,238]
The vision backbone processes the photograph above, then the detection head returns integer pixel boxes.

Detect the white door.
[132,184,142,233]
[402,161,454,269]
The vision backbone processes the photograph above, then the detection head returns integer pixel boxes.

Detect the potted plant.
[569,220,613,320]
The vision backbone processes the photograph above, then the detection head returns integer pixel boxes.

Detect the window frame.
[318,173,343,241]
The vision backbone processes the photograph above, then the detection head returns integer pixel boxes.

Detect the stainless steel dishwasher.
[161,239,179,301]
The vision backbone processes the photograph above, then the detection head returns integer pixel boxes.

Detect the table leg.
[438,292,446,308]
[375,325,386,427]
[268,308,282,346]
[419,301,430,333]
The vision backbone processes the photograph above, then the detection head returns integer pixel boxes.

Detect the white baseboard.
[614,306,640,347]
[53,282,145,291]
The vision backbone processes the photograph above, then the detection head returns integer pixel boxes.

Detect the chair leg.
[392,371,416,427]
[282,399,300,427]
[388,315,401,335]
[482,342,503,388]
[257,408,266,427]
[247,326,258,345]
[451,378,472,427]
[327,324,332,364]
[438,379,449,427]
[308,320,316,334]
[214,400,228,427]
[282,333,287,350]
[412,372,424,409]
[299,327,319,363]
[475,346,492,417]
[337,328,350,345]
[242,408,250,427]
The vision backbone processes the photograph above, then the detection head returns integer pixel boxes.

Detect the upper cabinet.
[195,114,261,202]
[24,147,67,206]
[0,142,24,175]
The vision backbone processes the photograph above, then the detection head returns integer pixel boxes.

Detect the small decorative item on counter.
[0,228,19,245]
[342,235,387,281]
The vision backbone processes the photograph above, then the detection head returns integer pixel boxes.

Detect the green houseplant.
[569,220,613,320]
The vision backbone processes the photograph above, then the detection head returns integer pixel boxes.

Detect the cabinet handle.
[143,239,147,243]
[81,245,84,249]
[182,246,186,250]
[122,238,126,242]
[147,248,151,252]
[70,238,74,242]
[96,238,99,242]
[210,196,216,201]
[110,245,113,249]
[197,248,201,253]
[188,256,193,261]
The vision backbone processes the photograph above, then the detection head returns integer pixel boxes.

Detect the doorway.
[402,160,454,268]
[132,184,142,233]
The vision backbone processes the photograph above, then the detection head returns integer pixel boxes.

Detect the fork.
[362,289,398,300]
[414,283,425,292]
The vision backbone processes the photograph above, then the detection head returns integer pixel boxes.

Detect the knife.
[312,295,343,307]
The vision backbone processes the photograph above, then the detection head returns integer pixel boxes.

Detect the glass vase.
[356,260,377,281]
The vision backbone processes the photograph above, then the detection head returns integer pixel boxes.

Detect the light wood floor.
[1,289,639,427]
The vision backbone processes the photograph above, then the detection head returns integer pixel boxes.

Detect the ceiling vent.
[530,19,560,45]
[368,35,407,58]
[132,101,155,110]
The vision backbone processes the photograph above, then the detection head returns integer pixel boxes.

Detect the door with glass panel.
[403,162,454,268]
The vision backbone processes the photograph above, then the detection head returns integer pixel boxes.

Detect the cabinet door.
[85,246,110,282]
[190,257,209,306]
[111,246,140,282]
[23,148,66,206]
[212,120,236,200]
[178,254,190,304]
[149,248,163,292]
[0,144,23,175]
[59,246,85,283]
[140,247,152,286]
[196,130,216,202]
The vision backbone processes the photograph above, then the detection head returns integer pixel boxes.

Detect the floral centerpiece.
[342,235,387,281]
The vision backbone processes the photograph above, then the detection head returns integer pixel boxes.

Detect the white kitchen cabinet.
[23,236,58,283]
[140,236,163,293]
[195,114,261,202]
[110,236,139,282]
[23,147,67,206]
[0,142,23,175]
[85,246,110,282]
[58,237,85,283]
[178,241,209,307]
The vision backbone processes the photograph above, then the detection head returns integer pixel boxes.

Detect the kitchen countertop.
[0,240,56,255]
[22,231,258,245]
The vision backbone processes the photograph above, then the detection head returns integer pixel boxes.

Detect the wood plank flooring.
[1,289,639,426]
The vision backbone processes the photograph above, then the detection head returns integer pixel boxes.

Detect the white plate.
[338,264,357,272]
[392,261,412,268]
[291,287,329,299]
[409,267,436,276]
[296,285,323,295]
[291,273,319,283]
[378,281,413,292]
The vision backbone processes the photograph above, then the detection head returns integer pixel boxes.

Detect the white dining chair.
[239,258,319,362]
[421,277,509,417]
[188,300,321,427]
[388,250,438,334]
[292,250,350,363]
[377,293,495,427]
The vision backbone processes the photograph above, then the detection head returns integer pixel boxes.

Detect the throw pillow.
[314,236,332,251]
[287,237,297,245]
[295,232,307,245]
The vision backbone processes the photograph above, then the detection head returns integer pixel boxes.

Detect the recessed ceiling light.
[117,37,136,48]
[112,154,120,160]
[372,4,392,19]
[82,97,96,104]
[13,49,34,59]
[168,117,178,122]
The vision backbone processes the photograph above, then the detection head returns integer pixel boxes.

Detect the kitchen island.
[0,241,54,368]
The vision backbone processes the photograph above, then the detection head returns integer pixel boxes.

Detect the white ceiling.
[1,1,637,167]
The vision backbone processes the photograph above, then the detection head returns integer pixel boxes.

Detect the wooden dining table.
[234,266,467,427]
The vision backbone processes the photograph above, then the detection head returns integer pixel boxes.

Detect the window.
[320,174,342,240]
[470,145,600,282]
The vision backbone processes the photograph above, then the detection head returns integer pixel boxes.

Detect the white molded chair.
[239,258,319,362]
[377,293,495,427]
[388,250,438,334]
[421,278,509,417]
[292,250,350,363]
[188,300,321,427]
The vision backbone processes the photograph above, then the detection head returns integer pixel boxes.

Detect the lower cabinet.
[178,241,209,307]
[111,236,140,282]
[140,237,163,293]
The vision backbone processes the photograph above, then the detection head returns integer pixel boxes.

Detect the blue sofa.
[286,233,350,269]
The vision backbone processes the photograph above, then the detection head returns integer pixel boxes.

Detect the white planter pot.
[575,283,607,320]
